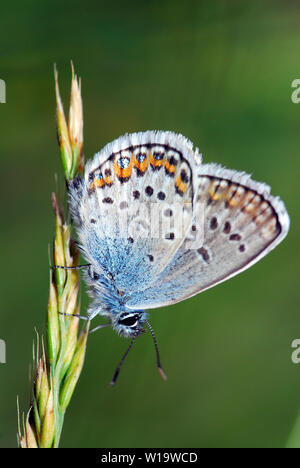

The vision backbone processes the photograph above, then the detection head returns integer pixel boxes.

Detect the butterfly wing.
[126,163,290,309]
[68,131,201,294]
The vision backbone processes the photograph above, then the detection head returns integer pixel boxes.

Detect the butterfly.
[64,130,289,384]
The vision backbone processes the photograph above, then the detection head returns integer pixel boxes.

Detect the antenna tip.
[158,367,167,381]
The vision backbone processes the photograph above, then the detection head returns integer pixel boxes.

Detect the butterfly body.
[68,131,289,339]
[79,261,148,338]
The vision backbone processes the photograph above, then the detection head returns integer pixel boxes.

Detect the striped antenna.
[145,320,167,381]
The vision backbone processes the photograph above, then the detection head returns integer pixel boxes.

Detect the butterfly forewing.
[69,131,201,294]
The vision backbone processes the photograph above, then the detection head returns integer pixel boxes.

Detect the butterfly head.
[113,310,147,338]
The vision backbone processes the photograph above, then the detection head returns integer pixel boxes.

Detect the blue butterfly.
[62,131,289,384]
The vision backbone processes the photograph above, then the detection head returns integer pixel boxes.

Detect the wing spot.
[197,247,210,263]
[90,218,96,224]
[153,151,164,160]
[169,156,178,166]
[136,153,147,163]
[119,201,128,210]
[164,208,173,217]
[148,254,154,262]
[157,191,166,200]
[210,217,218,230]
[150,149,165,170]
[135,168,146,177]
[145,186,154,197]
[114,155,132,182]
[102,197,113,204]
[165,156,177,177]
[180,169,189,183]
[103,168,113,186]
[165,232,175,240]
[229,233,242,241]
[175,175,188,196]
[239,244,246,252]
[133,190,140,199]
[223,221,231,234]
[117,157,130,169]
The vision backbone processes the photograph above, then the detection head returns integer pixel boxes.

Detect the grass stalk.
[18,64,88,448]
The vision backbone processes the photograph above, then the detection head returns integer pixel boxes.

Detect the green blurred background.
[0,0,299,448]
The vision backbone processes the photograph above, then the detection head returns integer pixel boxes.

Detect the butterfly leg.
[51,264,91,271]
[51,263,101,280]
[59,311,89,321]
[89,323,111,334]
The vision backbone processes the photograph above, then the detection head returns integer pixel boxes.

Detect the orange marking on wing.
[255,206,273,226]
[208,181,222,201]
[94,178,105,188]
[113,157,133,179]
[149,152,165,168]
[242,191,257,207]
[225,184,238,205]
[165,160,177,175]
[133,154,149,174]
[228,187,246,207]
[104,176,113,186]
[268,217,277,232]
[208,180,232,202]
[210,190,224,201]
[175,176,187,194]
[258,213,278,240]
[242,194,261,214]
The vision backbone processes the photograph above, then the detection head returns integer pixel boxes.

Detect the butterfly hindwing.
[126,164,289,309]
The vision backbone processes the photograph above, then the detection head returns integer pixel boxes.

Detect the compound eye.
[118,314,139,328]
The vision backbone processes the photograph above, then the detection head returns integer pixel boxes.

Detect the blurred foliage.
[0,0,300,448]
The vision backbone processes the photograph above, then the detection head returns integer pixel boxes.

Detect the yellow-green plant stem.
[18,64,87,448]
